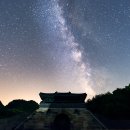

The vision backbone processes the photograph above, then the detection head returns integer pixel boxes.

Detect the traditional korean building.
[17,92,106,130]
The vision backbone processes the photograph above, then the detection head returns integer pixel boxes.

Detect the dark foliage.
[6,99,39,112]
[0,101,4,110]
[87,84,130,119]
[0,101,14,118]
[0,99,39,118]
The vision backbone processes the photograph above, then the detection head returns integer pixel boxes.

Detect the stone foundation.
[21,107,106,130]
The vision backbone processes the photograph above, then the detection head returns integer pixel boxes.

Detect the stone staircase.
[15,109,107,130]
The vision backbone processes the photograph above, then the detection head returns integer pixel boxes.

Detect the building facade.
[19,92,106,130]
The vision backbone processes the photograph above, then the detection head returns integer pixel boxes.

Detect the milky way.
[35,0,95,96]
[1,0,130,104]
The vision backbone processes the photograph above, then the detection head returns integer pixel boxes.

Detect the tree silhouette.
[0,99,39,118]
[6,99,39,112]
[0,101,4,110]
[87,84,130,119]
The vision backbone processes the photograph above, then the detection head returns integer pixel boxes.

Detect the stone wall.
[22,107,106,130]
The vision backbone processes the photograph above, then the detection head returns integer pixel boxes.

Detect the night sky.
[1,0,130,105]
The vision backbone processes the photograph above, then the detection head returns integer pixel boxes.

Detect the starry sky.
[1,0,130,105]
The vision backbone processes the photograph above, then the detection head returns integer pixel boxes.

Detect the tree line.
[0,99,39,118]
[86,84,130,119]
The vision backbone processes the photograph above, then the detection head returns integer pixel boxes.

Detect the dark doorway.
[51,113,71,130]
